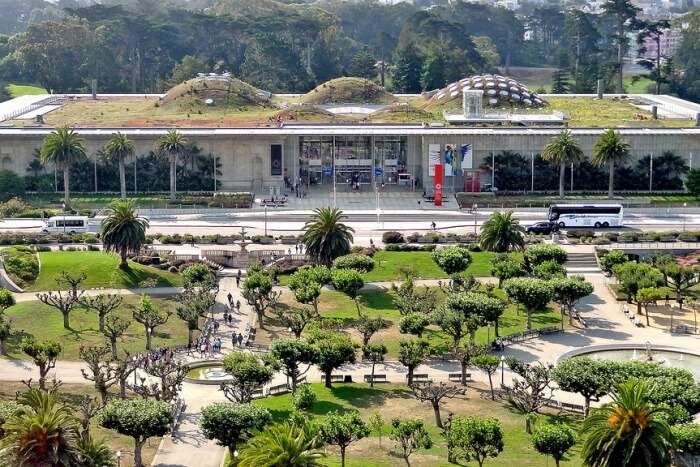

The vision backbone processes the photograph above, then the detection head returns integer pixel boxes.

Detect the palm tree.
[238,421,326,467]
[103,133,135,199]
[581,380,675,467]
[101,199,150,269]
[156,129,187,200]
[39,126,86,208]
[479,211,525,252]
[0,389,80,466]
[542,129,584,198]
[302,207,354,266]
[592,129,631,199]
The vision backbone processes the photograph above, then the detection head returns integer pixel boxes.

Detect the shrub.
[673,423,700,455]
[467,243,482,252]
[382,231,404,244]
[532,260,567,280]
[524,244,567,266]
[599,250,628,275]
[2,246,39,288]
[0,173,25,202]
[292,383,317,411]
[431,246,472,274]
[333,254,375,273]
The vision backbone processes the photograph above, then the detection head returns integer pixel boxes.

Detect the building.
[1,74,699,195]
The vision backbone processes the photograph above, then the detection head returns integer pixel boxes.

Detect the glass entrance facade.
[298,136,412,191]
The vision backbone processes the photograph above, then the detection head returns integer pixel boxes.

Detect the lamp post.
[116,450,122,467]
[132,356,138,385]
[61,202,66,234]
[683,202,688,232]
[500,355,506,387]
[472,203,478,234]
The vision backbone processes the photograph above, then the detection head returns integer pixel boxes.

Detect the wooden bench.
[324,374,352,383]
[251,389,265,399]
[560,402,585,414]
[409,374,432,384]
[448,373,471,382]
[363,374,388,384]
[268,384,290,396]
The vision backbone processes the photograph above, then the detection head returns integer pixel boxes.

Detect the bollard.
[597,79,604,99]
[651,105,658,120]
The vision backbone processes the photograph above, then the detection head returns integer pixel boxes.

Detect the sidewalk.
[11,286,182,302]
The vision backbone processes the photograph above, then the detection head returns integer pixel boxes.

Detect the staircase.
[566,252,600,274]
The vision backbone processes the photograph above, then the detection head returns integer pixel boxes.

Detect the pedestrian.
[228,314,233,325]
[295,244,299,254]
[214,321,219,331]
[665,294,670,306]
[236,300,241,312]
[237,269,242,280]
[232,331,237,346]
[236,276,240,288]
[288,248,292,255]
[431,221,437,231]
[369,238,374,248]
[227,292,233,305]
[237,333,244,347]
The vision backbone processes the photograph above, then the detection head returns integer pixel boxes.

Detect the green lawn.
[253,383,582,466]
[266,287,561,358]
[28,251,183,291]
[6,83,47,97]
[4,296,198,360]
[624,76,654,93]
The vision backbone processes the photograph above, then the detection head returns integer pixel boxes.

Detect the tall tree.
[102,133,134,199]
[309,331,356,389]
[155,129,187,201]
[602,0,641,93]
[592,129,631,199]
[637,20,671,95]
[398,339,430,387]
[39,126,86,208]
[302,207,354,267]
[270,339,319,393]
[348,46,376,80]
[320,411,370,467]
[101,199,149,270]
[542,129,584,198]
[391,43,422,93]
[131,295,171,351]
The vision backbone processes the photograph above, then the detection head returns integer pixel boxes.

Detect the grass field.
[27,251,183,291]
[259,287,561,358]
[6,83,47,97]
[252,383,582,466]
[4,296,197,360]
[0,381,159,467]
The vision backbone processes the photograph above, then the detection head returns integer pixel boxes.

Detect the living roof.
[300,77,397,105]
[3,93,694,129]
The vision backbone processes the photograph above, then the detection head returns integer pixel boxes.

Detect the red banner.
[434,163,443,207]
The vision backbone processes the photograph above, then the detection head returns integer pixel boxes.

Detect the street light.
[500,355,506,387]
[61,202,66,234]
[472,203,478,235]
[683,202,688,232]
[255,199,268,237]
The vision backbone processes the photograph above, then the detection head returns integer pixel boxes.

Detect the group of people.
[231,331,245,348]
[136,346,175,370]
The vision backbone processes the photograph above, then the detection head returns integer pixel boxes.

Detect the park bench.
[672,324,695,334]
[448,373,471,383]
[325,374,352,383]
[409,374,432,384]
[561,402,585,414]
[268,383,290,396]
[251,388,265,399]
[363,374,388,384]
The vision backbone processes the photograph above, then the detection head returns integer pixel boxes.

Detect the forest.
[0,0,699,102]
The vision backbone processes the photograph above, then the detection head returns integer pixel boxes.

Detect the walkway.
[151,271,254,467]
[12,286,183,302]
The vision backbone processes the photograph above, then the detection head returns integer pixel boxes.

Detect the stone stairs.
[566,252,600,274]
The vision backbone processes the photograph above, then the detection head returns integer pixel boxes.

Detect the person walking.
[227,292,233,305]
[236,276,240,288]
[237,333,244,347]
[236,300,241,312]
[232,331,237,347]
[228,314,233,325]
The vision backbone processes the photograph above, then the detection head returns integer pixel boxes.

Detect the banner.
[428,144,440,176]
[434,163,443,207]
[270,144,282,176]
[460,144,473,171]
[444,144,455,177]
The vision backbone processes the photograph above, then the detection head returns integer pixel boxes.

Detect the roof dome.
[428,75,546,108]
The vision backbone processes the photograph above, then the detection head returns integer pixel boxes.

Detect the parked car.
[526,221,559,235]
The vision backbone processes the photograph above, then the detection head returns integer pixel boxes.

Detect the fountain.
[558,344,700,380]
[185,361,233,385]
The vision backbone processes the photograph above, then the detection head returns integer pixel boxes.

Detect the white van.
[42,216,90,233]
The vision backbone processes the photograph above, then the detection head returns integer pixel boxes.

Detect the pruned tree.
[331,268,364,317]
[57,271,87,300]
[410,382,464,428]
[389,417,433,467]
[399,313,430,338]
[220,352,274,403]
[79,345,117,404]
[391,278,437,316]
[274,306,316,338]
[398,339,430,387]
[553,357,612,416]
[455,342,487,386]
[503,361,555,433]
[550,276,594,327]
[320,411,370,467]
[200,403,272,457]
[132,359,186,402]
[102,314,131,359]
[80,294,123,333]
[20,337,61,390]
[113,351,137,399]
[78,395,103,441]
[36,287,84,330]
[242,268,281,327]
[355,314,383,345]
[270,338,319,393]
[446,416,504,467]
[308,331,357,389]
[363,343,387,388]
[472,354,500,400]
[176,288,215,346]
[132,295,171,351]
[288,265,330,315]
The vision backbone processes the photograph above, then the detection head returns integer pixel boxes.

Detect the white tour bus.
[548,204,624,228]
[42,216,90,233]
